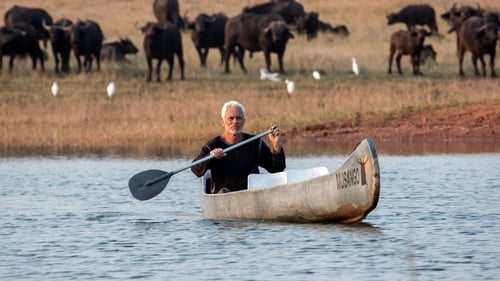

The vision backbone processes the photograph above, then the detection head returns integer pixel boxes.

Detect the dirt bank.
[288,103,499,144]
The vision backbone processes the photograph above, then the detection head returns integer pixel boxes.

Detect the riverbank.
[2,99,498,157]
[1,0,499,156]
[290,103,499,143]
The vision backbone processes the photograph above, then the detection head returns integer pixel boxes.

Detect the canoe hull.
[200,138,380,223]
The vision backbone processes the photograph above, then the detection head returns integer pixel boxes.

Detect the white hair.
[221,101,246,119]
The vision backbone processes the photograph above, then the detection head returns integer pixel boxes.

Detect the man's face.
[222,106,245,135]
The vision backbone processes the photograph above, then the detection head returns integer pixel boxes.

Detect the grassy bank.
[1,0,499,156]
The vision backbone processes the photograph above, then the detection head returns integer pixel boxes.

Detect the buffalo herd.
[387,3,500,77]
[1,1,500,80]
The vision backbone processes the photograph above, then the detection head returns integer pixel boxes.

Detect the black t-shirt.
[191,133,286,193]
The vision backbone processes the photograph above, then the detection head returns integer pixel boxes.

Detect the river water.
[1,150,499,280]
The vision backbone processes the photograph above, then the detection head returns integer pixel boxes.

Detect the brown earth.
[287,103,499,144]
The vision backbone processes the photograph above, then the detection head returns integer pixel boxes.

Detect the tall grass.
[1,0,499,156]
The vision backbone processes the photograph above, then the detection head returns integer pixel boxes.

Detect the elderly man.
[191,100,286,193]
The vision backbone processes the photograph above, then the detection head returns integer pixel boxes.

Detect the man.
[191,101,286,193]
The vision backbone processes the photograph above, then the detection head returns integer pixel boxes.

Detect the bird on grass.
[260,68,281,82]
[352,57,359,75]
[106,82,116,98]
[51,81,59,97]
[312,71,321,80]
[285,79,295,94]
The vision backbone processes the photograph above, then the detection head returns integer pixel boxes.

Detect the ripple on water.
[0,154,499,280]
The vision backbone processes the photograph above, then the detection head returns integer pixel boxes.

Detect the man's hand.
[268,124,282,153]
[210,148,227,159]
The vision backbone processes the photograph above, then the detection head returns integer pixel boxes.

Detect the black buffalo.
[420,44,437,65]
[187,13,228,67]
[65,20,104,73]
[296,12,320,40]
[101,38,139,63]
[457,16,499,78]
[243,0,304,25]
[153,0,184,29]
[441,4,484,33]
[317,20,350,37]
[139,22,185,82]
[4,5,53,48]
[224,13,294,74]
[0,23,45,73]
[43,18,73,73]
[243,0,319,40]
[387,4,439,35]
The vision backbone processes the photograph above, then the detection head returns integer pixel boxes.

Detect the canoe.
[200,138,380,223]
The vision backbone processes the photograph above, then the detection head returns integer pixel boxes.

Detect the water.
[1,153,499,280]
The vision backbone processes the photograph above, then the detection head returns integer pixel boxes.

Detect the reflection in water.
[1,154,499,280]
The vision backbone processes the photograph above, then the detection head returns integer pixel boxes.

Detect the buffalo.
[139,22,185,82]
[243,0,305,24]
[4,5,53,48]
[317,20,350,37]
[387,4,439,35]
[388,29,431,75]
[65,20,104,73]
[441,4,485,52]
[442,6,500,57]
[187,13,228,67]
[0,23,45,73]
[441,3,484,33]
[420,44,437,65]
[296,12,320,40]
[153,0,184,29]
[243,0,319,39]
[457,16,499,78]
[101,38,139,63]
[43,18,73,73]
[224,13,294,74]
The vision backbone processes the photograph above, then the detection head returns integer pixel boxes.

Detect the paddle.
[128,129,273,201]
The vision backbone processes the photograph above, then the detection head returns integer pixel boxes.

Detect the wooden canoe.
[200,138,380,223]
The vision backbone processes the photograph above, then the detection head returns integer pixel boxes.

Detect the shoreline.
[2,103,498,157]
[287,103,499,144]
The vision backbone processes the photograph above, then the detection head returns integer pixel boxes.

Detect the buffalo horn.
[42,19,52,31]
[9,27,27,36]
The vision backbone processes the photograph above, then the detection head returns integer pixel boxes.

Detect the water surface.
[1,153,499,280]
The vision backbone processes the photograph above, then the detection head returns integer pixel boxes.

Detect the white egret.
[51,81,59,97]
[352,57,359,75]
[106,82,116,98]
[259,68,268,80]
[259,68,281,82]
[285,79,295,94]
[312,71,321,80]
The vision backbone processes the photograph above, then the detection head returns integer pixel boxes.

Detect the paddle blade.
[128,169,170,201]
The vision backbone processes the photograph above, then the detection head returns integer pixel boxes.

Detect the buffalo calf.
[388,29,431,75]
[420,44,437,65]
[101,38,139,63]
[317,20,350,37]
